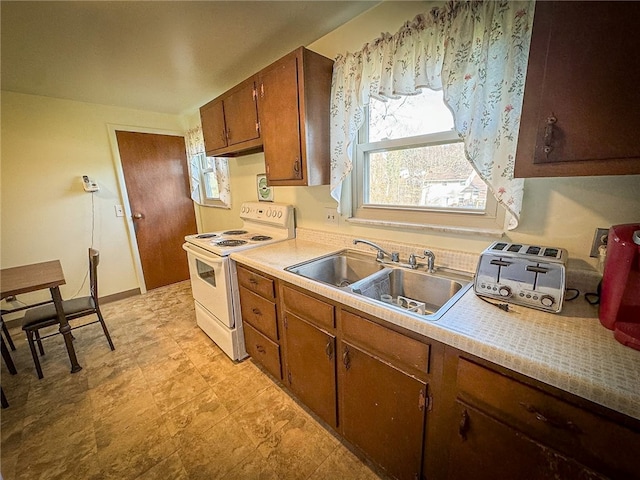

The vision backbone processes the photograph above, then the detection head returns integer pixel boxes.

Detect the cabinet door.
[448,402,606,480]
[515,1,640,177]
[200,99,227,153]
[283,311,337,428]
[224,80,260,146]
[258,55,303,183]
[340,341,426,480]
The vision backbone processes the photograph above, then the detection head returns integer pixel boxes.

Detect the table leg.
[50,286,82,374]
[1,336,17,375]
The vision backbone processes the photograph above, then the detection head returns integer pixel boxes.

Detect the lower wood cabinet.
[283,311,337,428]
[339,340,426,480]
[441,349,640,480]
[447,401,605,480]
[236,267,640,480]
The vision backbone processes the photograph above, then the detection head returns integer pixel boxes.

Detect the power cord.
[69,191,96,299]
[478,295,512,312]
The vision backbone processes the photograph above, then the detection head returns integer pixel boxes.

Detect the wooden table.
[0,260,82,375]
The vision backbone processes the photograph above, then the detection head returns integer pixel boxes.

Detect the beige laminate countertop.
[231,238,640,421]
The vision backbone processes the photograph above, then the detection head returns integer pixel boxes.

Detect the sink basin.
[285,250,385,287]
[286,250,472,321]
[350,268,472,320]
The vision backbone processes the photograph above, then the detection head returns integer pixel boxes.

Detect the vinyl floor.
[1,281,384,480]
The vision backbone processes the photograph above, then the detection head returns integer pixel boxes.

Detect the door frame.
[107,124,201,293]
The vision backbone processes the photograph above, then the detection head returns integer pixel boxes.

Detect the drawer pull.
[256,344,266,354]
[543,114,557,158]
[252,307,261,316]
[519,403,581,433]
[249,278,258,285]
[459,408,470,441]
[342,346,351,370]
[325,340,334,361]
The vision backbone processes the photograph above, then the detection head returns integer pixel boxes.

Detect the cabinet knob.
[132,213,144,220]
[325,340,334,361]
[458,408,470,441]
[342,346,351,370]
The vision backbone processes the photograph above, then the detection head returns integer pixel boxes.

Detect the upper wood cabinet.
[257,47,333,186]
[200,77,262,157]
[514,1,640,177]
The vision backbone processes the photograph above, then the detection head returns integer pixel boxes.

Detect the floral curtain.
[185,125,231,208]
[329,1,535,229]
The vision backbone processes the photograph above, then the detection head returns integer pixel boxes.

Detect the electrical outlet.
[590,227,609,258]
[324,207,339,225]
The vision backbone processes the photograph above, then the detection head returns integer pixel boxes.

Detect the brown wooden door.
[447,402,605,480]
[116,131,197,290]
[259,55,303,183]
[515,1,640,177]
[340,341,426,480]
[283,311,337,428]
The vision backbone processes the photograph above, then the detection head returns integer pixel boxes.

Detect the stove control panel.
[240,202,293,227]
[474,242,567,313]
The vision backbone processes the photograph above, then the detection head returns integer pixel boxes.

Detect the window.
[189,153,231,208]
[352,89,504,232]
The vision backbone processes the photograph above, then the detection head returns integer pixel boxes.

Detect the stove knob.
[277,211,282,218]
[498,286,512,297]
[540,295,555,307]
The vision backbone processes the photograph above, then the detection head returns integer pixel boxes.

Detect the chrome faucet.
[353,239,399,262]
[408,249,437,272]
[423,249,436,273]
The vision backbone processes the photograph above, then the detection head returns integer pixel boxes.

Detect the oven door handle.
[182,243,226,264]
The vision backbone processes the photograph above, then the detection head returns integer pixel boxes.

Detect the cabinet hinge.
[283,315,288,329]
[418,389,427,411]
[256,121,260,133]
[252,87,257,101]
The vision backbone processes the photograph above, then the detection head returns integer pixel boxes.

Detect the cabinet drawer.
[244,322,281,380]
[282,286,334,330]
[237,266,275,300]
[239,286,277,341]
[342,311,430,376]
[456,358,640,478]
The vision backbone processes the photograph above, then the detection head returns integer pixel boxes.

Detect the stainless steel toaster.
[474,241,568,313]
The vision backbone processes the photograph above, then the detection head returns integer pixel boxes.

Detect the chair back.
[89,248,100,306]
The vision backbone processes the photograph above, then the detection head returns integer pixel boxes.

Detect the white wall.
[192,1,640,266]
[0,91,187,305]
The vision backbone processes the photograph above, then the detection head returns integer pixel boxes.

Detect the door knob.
[132,213,144,220]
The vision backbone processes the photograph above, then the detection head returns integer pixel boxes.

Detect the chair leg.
[1,387,8,409]
[1,322,16,351]
[34,330,45,356]
[26,330,44,380]
[96,308,115,351]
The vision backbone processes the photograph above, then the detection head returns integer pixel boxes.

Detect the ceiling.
[1,1,377,115]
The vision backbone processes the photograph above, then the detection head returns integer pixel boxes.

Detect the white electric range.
[182,202,294,360]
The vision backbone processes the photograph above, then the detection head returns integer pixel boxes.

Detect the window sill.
[345,216,505,238]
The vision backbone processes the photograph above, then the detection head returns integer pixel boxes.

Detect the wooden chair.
[21,248,115,379]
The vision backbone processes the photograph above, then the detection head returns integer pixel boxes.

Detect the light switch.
[114,205,125,217]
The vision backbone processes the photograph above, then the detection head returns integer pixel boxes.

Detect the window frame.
[190,153,231,209]
[349,97,506,234]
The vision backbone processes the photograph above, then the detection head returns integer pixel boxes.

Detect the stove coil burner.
[196,233,217,239]
[251,235,272,242]
[216,239,247,247]
[223,230,248,235]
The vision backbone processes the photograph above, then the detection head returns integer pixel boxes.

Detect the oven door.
[183,242,234,328]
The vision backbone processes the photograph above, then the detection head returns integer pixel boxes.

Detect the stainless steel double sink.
[285,250,473,321]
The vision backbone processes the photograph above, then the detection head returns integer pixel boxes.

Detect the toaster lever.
[490,259,512,267]
[526,266,549,274]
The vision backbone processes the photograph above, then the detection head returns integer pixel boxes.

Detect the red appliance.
[599,223,640,350]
